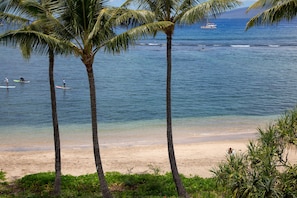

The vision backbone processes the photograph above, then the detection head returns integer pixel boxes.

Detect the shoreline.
[1,131,256,181]
[1,140,251,181]
[1,130,257,152]
[0,116,277,181]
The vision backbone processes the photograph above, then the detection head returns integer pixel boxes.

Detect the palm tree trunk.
[166,34,189,198]
[86,64,112,198]
[48,49,61,195]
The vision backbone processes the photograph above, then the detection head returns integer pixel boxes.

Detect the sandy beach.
[0,123,260,181]
[1,140,250,181]
[4,115,296,181]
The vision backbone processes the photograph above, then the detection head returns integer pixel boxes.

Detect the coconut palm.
[246,0,297,29]
[49,1,173,197]
[0,0,71,195]
[122,0,240,197]
[2,0,173,196]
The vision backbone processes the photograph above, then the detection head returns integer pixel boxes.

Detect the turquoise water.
[0,18,297,139]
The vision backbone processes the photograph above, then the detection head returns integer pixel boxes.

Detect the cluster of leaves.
[212,107,297,197]
[0,170,6,182]
[0,171,223,197]
[0,170,9,196]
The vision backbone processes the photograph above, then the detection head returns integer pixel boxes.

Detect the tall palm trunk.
[85,63,112,198]
[166,34,189,198]
[48,49,61,195]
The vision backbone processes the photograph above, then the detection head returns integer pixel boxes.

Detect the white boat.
[201,22,217,29]
[201,18,217,29]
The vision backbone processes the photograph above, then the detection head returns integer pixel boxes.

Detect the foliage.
[0,170,6,182]
[0,171,225,197]
[0,170,9,197]
[212,107,297,197]
[246,0,297,29]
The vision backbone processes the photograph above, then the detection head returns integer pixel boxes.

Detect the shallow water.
[0,115,277,151]
[0,18,297,145]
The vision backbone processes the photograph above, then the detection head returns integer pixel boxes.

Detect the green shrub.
[0,170,6,182]
[106,172,177,197]
[212,107,297,197]
[0,171,226,197]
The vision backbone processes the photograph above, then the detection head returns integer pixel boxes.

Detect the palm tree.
[2,0,172,196]
[51,1,173,197]
[122,0,241,197]
[0,0,72,195]
[246,0,297,29]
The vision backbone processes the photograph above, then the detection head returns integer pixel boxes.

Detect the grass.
[0,170,225,197]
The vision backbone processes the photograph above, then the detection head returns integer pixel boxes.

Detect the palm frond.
[0,29,73,57]
[179,0,241,24]
[246,0,297,29]
[0,12,29,25]
[123,0,173,21]
[102,21,173,53]
[1,0,66,28]
[88,7,113,42]
[246,0,272,11]
[113,9,156,27]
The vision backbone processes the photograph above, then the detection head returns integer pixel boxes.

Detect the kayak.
[13,79,30,83]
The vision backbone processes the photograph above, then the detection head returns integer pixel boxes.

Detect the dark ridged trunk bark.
[85,62,112,198]
[49,49,61,195]
[166,34,189,198]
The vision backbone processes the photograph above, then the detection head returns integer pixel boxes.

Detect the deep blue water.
[1,18,297,129]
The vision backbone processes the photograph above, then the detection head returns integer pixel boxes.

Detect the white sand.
[1,116,286,181]
[0,130,256,181]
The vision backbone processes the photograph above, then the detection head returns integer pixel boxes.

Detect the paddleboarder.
[4,77,8,86]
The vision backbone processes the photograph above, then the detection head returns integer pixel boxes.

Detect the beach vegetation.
[148,163,161,175]
[121,0,241,197]
[0,171,224,197]
[0,170,6,182]
[212,107,297,197]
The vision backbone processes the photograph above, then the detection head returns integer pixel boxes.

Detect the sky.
[107,0,256,8]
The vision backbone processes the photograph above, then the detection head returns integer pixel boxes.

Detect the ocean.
[1,17,297,146]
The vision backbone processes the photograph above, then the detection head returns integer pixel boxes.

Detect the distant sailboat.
[201,19,217,29]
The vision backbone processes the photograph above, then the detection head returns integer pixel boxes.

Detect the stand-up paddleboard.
[0,85,16,89]
[56,85,71,90]
[13,79,30,83]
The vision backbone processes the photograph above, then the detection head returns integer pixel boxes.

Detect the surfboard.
[0,85,16,89]
[56,86,71,90]
[13,80,30,83]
